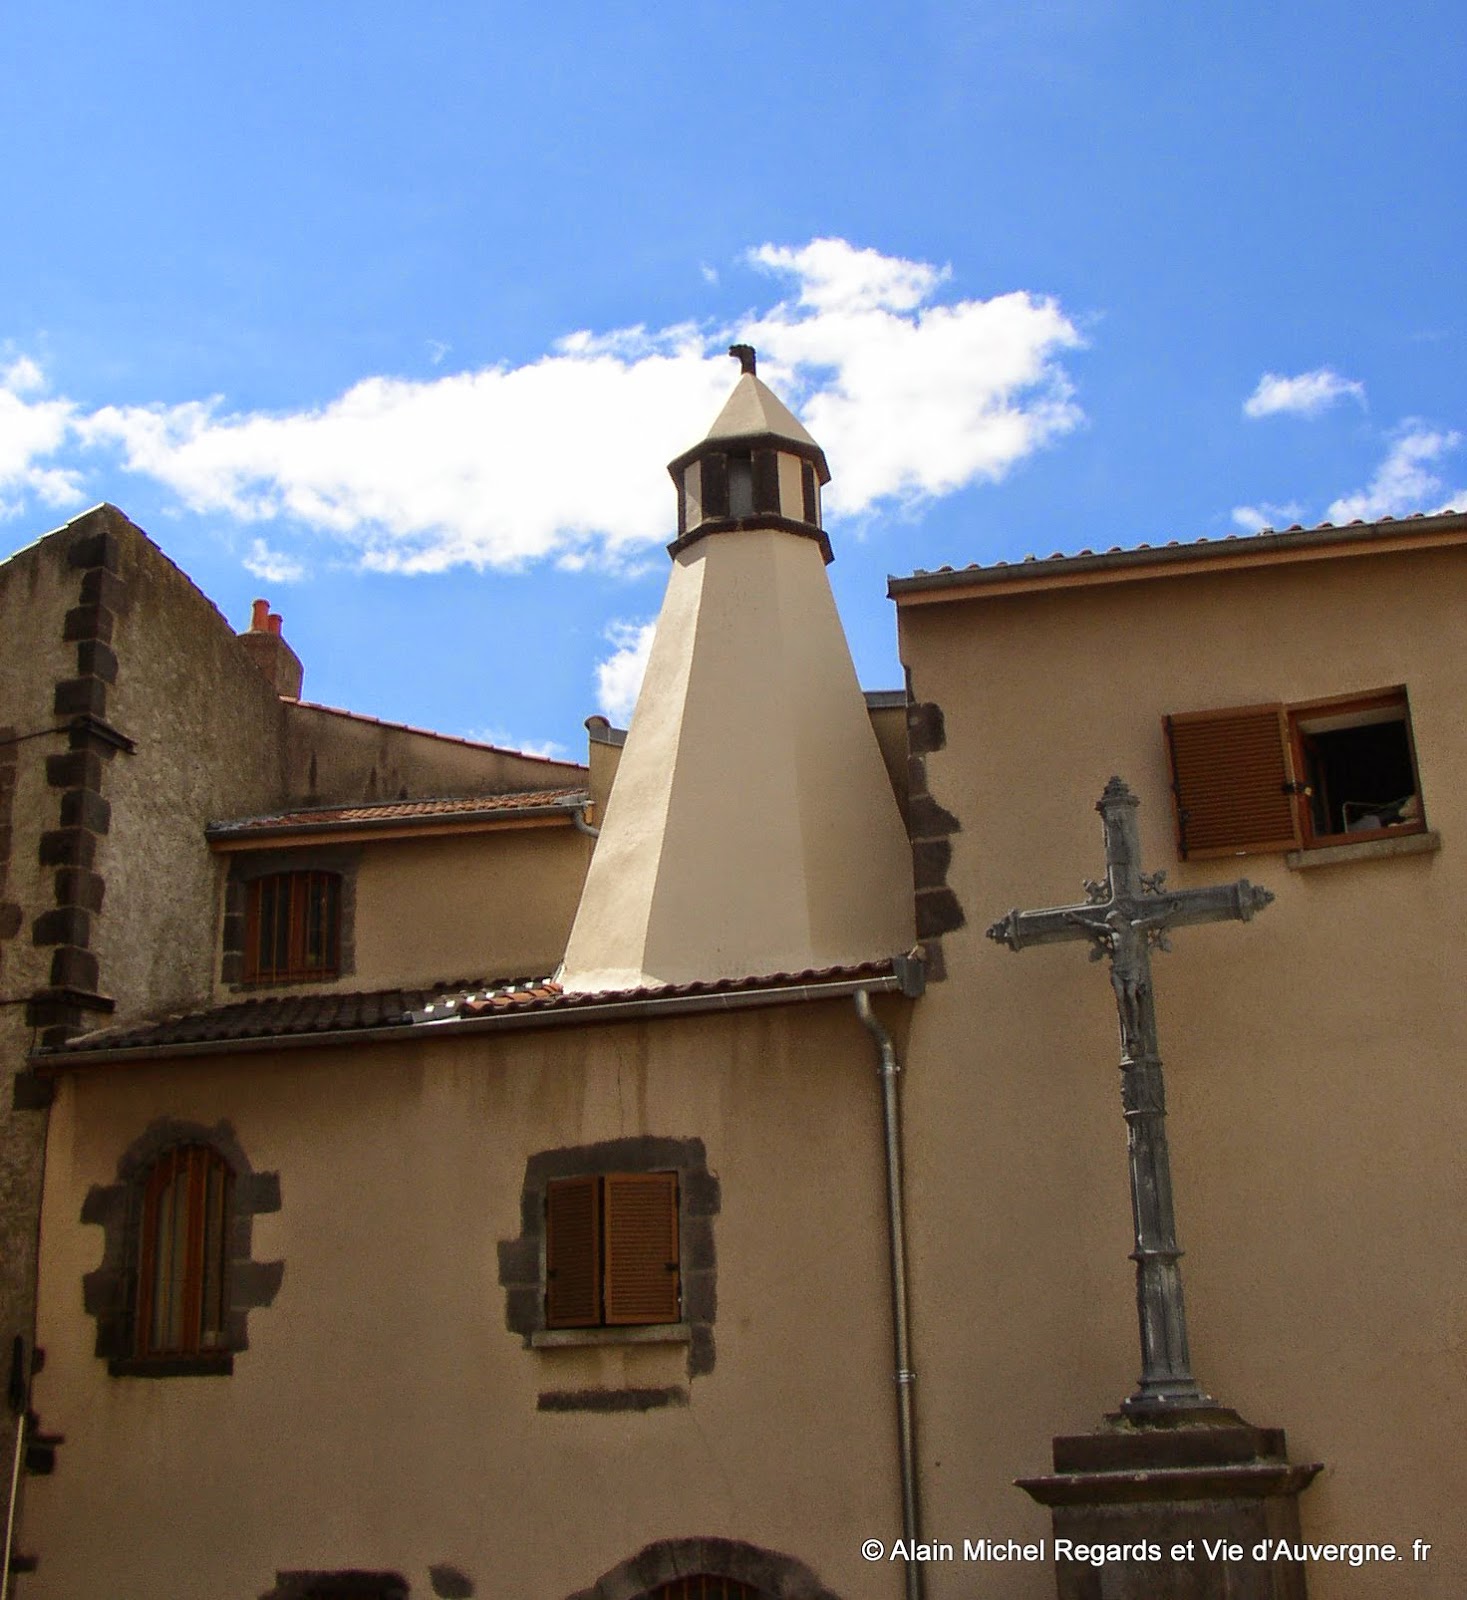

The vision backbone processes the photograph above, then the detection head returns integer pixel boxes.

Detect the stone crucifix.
[987,776,1275,1415]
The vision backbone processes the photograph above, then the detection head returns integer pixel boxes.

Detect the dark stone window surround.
[260,1574,410,1600]
[221,845,360,990]
[260,1574,409,1600]
[81,1117,283,1377]
[567,1538,843,1600]
[498,1136,719,1389]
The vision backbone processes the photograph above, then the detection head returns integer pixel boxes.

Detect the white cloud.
[1231,499,1303,532]
[1243,368,1365,419]
[0,359,86,518]
[595,619,655,724]
[1326,426,1466,523]
[750,238,948,314]
[2,356,45,395]
[3,239,1084,567]
[744,240,1083,516]
[243,538,307,583]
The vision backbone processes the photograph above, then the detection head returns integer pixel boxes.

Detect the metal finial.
[729,344,756,376]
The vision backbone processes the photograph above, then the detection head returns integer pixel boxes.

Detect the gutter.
[35,972,904,1070]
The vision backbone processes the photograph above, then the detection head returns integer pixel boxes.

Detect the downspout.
[572,804,600,838]
[855,988,923,1600]
[1,1337,29,1600]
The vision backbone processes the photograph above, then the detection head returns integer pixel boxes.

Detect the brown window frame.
[1165,686,1426,860]
[243,869,342,983]
[135,1144,233,1360]
[545,1171,681,1330]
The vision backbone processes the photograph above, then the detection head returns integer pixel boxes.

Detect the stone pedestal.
[1017,1409,1321,1599]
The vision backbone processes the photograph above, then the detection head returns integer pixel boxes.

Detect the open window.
[546,1172,681,1329]
[1291,692,1422,842]
[1165,687,1425,859]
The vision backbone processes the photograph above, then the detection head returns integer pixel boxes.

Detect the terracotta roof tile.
[432,960,900,1023]
[207,787,590,838]
[892,508,1466,596]
[54,979,525,1053]
[45,960,906,1059]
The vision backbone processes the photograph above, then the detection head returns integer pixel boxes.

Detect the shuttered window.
[136,1144,233,1358]
[545,1172,680,1328]
[1166,689,1424,858]
[244,870,341,982]
[1164,704,1301,859]
[546,1175,602,1328]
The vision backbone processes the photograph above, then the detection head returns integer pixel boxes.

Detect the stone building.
[1,364,1463,1599]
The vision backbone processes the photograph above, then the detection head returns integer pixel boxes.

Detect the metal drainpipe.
[854,989,923,1600]
[2,1337,29,1600]
[572,805,600,838]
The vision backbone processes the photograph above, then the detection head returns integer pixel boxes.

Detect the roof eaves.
[34,960,916,1068]
[888,510,1467,602]
[205,789,591,842]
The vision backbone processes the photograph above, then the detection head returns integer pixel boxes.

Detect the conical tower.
[560,348,914,992]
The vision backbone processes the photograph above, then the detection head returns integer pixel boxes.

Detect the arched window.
[136,1144,233,1357]
[83,1119,283,1377]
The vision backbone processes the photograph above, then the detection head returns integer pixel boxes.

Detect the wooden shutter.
[1164,704,1302,860]
[545,1176,601,1328]
[603,1172,680,1326]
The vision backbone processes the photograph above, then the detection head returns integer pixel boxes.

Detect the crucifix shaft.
[987,776,1274,1414]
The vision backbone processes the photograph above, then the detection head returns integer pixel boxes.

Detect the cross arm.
[986,902,1109,951]
[986,878,1274,953]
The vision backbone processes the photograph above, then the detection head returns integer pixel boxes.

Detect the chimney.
[237,597,304,698]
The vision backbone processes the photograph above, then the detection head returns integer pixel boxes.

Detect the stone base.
[1017,1408,1322,1599]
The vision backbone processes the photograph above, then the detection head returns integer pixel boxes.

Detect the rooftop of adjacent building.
[36,957,920,1063]
[205,786,592,844]
[889,507,1467,603]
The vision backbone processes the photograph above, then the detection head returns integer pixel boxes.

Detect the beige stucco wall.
[351,826,591,988]
[895,542,1467,1599]
[26,1000,908,1600]
[212,824,592,999]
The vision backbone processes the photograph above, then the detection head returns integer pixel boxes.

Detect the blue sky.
[3,3,1462,762]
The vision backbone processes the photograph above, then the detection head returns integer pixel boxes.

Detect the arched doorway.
[568,1537,843,1600]
[646,1581,767,1600]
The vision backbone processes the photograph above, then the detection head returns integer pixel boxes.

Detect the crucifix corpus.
[987,776,1274,1415]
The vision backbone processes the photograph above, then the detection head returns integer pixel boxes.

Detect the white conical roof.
[703,371,820,449]
[560,374,913,993]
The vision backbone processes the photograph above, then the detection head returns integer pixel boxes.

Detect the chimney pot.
[267,613,283,636]
[250,598,271,631]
